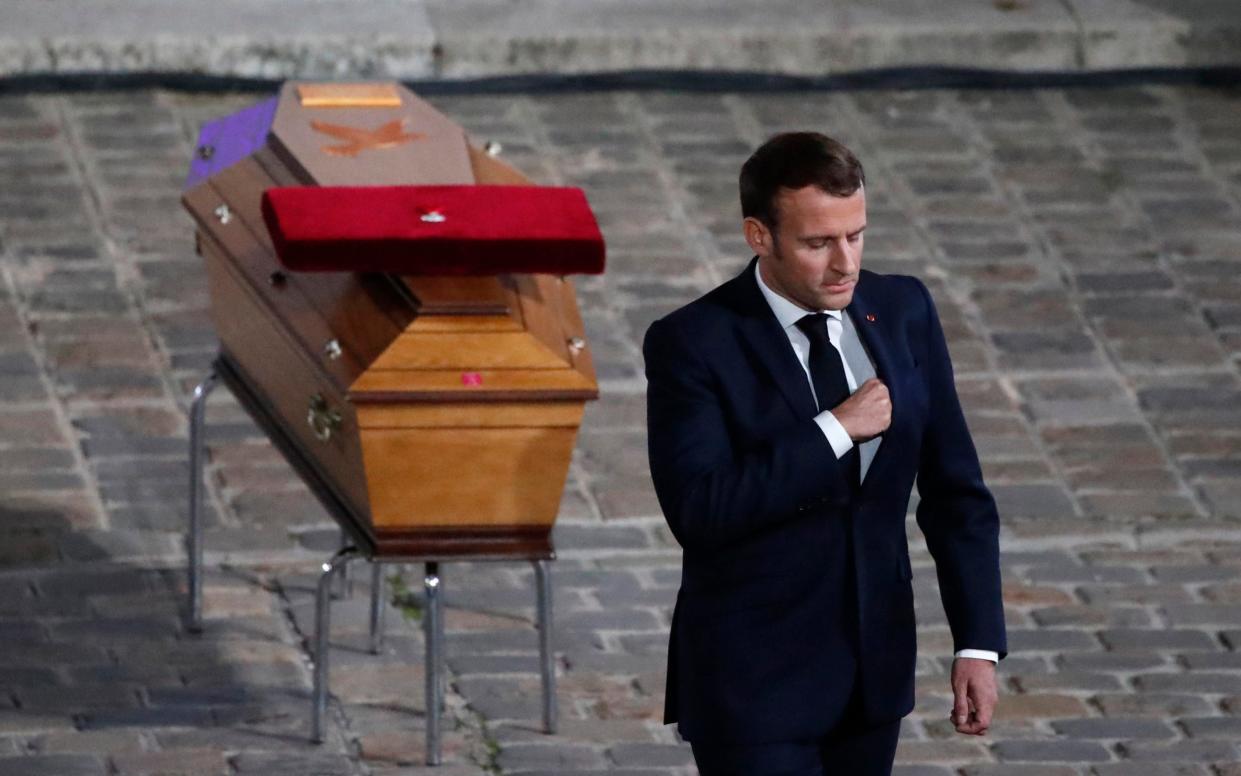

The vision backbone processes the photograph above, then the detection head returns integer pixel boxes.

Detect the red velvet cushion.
[260,184,605,276]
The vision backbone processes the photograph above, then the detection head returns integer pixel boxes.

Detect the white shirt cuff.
[954,649,999,663]
[814,411,854,459]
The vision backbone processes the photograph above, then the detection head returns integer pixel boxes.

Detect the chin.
[813,289,854,310]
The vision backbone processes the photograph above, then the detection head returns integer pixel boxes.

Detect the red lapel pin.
[866,313,876,322]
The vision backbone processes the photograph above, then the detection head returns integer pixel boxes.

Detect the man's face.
[747,185,866,312]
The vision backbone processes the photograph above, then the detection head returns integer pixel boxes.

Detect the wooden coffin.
[182,82,600,558]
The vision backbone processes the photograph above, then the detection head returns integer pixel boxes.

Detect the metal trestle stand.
[186,366,557,766]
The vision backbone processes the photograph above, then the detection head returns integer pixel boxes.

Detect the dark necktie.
[794,313,860,488]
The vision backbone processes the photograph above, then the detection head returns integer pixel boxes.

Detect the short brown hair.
[739,132,865,229]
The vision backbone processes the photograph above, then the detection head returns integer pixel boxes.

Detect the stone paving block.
[14,684,142,713]
[891,768,957,776]
[988,484,1079,520]
[1077,493,1201,519]
[992,738,1113,762]
[369,766,488,776]
[1117,739,1240,762]
[1077,583,1191,605]
[454,676,545,720]
[1094,693,1215,718]
[1006,628,1101,652]
[180,660,308,692]
[109,747,230,775]
[991,694,1091,721]
[498,771,670,776]
[79,707,218,730]
[1056,653,1169,673]
[505,721,656,750]
[1096,629,1219,652]
[552,521,653,552]
[561,650,667,675]
[1030,604,1151,628]
[331,662,426,712]
[1179,716,1241,739]
[0,755,108,776]
[960,766,1080,776]
[556,608,662,632]
[1163,603,1241,626]
[605,739,694,769]
[894,738,989,763]
[1132,672,1241,694]
[1014,672,1124,693]
[496,742,606,771]
[992,330,1103,370]
[1091,766,1211,776]
[1179,639,1241,667]
[230,752,355,775]
[1049,717,1176,740]
[355,729,435,766]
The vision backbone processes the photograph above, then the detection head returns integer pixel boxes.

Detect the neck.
[757,257,813,313]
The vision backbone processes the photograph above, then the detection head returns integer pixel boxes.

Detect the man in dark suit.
[643,133,1007,775]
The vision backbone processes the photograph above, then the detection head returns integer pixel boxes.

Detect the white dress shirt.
[754,263,998,665]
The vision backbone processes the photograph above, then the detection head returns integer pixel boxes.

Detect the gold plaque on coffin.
[296,82,402,108]
[182,82,598,558]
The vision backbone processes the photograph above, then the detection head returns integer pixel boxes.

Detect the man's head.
[740,132,867,311]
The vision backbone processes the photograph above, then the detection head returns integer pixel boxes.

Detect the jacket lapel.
[844,275,903,489]
[730,258,819,421]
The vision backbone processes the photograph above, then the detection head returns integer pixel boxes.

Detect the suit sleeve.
[910,277,1008,660]
[643,316,851,553]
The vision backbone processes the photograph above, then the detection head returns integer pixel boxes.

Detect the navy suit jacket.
[644,258,1007,744]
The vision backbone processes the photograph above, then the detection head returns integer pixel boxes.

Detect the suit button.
[796,505,807,513]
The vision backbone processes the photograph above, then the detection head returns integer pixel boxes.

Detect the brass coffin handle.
[307,393,342,442]
[323,338,343,360]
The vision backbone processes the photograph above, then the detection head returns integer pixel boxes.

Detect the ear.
[743,217,773,258]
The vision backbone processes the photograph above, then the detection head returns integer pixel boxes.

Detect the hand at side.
[950,657,998,735]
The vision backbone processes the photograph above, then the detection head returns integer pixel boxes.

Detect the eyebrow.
[799,224,867,242]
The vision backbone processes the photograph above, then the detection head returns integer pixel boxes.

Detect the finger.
[956,713,988,736]
[952,684,970,728]
[963,685,994,734]
[954,719,984,735]
[970,688,995,729]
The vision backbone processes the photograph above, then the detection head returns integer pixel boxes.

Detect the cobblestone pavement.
[1,84,1240,775]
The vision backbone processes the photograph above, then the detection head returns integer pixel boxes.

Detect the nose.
[828,237,857,276]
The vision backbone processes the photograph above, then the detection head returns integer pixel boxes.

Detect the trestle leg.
[424,562,443,765]
[534,559,557,734]
[368,561,387,655]
[312,546,360,743]
[187,369,217,634]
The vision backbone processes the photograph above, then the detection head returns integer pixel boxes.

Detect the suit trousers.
[687,489,902,776]
[688,674,902,776]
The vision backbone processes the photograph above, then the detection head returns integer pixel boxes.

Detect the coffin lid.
[269,81,474,187]
[182,80,599,403]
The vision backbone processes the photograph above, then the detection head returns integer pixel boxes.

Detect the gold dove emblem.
[310,118,427,157]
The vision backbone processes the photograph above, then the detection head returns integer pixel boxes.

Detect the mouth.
[822,279,855,292]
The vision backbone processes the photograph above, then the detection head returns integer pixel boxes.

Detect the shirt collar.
[754,259,843,332]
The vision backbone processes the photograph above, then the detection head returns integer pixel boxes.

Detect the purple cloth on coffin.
[184,96,278,189]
